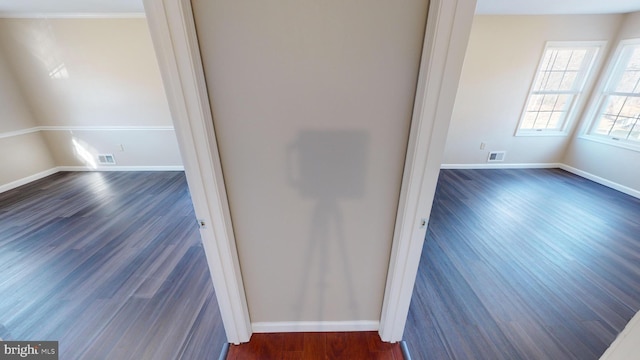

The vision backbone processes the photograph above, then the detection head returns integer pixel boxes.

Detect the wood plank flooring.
[404,169,640,359]
[0,171,226,359]
[226,332,404,359]
[4,169,638,359]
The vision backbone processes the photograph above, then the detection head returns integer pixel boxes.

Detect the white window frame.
[515,41,605,137]
[581,38,640,152]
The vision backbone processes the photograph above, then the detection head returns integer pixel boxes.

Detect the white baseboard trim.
[441,163,562,169]
[559,164,640,199]
[439,162,639,199]
[0,168,59,193]
[252,321,379,333]
[56,166,185,172]
[0,166,186,194]
[600,310,640,360]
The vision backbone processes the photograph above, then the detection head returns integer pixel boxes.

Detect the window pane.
[533,112,552,129]
[534,72,549,90]
[540,50,554,71]
[543,72,564,90]
[547,111,565,129]
[610,117,635,139]
[534,49,591,92]
[616,70,640,93]
[540,94,558,111]
[521,112,537,129]
[594,114,616,135]
[603,95,627,116]
[593,95,640,139]
[526,94,544,111]
[559,71,578,91]
[553,94,571,111]
[568,50,587,70]
[519,43,600,134]
[552,50,572,70]
[618,96,640,118]
[589,43,640,145]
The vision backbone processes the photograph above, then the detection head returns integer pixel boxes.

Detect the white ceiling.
[0,0,639,15]
[476,0,640,15]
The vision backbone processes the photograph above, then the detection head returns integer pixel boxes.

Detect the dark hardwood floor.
[226,332,404,359]
[5,169,638,359]
[404,168,640,359]
[0,171,226,359]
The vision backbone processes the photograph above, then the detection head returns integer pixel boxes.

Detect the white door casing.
[143,0,476,344]
[378,0,476,343]
[142,0,251,345]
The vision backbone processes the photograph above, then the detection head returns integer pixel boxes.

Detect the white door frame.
[143,0,476,344]
[143,0,251,344]
[378,0,476,342]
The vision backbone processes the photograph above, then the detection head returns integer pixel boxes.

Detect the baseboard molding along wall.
[441,162,639,200]
[600,309,640,360]
[252,321,379,333]
[559,164,640,200]
[0,166,185,194]
[3,163,637,200]
[0,168,59,193]
[440,163,562,169]
[56,166,185,172]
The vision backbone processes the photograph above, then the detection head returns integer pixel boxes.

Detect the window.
[516,42,603,136]
[585,39,640,149]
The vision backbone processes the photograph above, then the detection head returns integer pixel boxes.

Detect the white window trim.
[515,41,606,137]
[580,38,640,152]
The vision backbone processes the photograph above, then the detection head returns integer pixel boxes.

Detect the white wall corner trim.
[0,127,175,140]
[559,164,640,199]
[0,127,40,139]
[0,168,58,193]
[143,0,252,345]
[441,163,563,169]
[378,0,477,343]
[56,166,185,172]
[252,321,380,334]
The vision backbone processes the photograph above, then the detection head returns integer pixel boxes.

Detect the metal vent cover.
[487,151,506,162]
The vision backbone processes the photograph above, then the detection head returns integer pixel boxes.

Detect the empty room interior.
[0,0,639,359]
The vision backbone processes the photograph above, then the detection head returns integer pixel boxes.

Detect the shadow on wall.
[287,130,369,322]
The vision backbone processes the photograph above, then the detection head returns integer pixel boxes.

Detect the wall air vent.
[487,151,506,162]
[97,154,116,165]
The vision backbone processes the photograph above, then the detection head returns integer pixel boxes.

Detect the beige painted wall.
[192,0,428,323]
[43,129,182,168]
[0,17,182,186]
[0,43,55,186]
[563,12,640,192]
[0,132,55,186]
[443,15,622,165]
[0,18,172,127]
[0,47,36,132]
